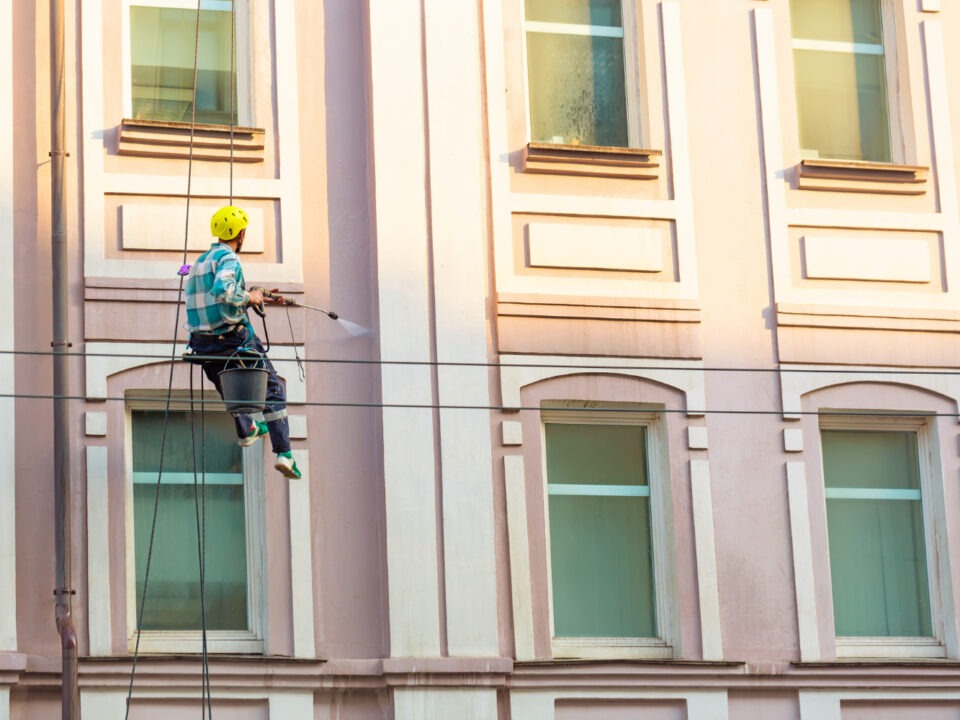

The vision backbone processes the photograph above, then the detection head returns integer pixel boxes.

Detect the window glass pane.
[130,4,238,125]
[526,33,628,147]
[525,0,622,27]
[546,423,656,638]
[794,49,890,162]
[132,409,242,475]
[790,0,883,44]
[550,495,655,637]
[822,430,919,490]
[822,429,932,637]
[546,424,646,487]
[133,410,248,631]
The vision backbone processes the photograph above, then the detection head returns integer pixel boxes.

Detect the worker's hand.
[263,288,287,305]
[247,288,265,307]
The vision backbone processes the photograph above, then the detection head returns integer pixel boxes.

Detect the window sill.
[552,637,673,661]
[835,636,946,660]
[128,630,263,655]
[797,158,928,196]
[522,142,662,180]
[117,118,266,163]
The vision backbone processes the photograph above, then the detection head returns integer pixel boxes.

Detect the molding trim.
[690,460,723,661]
[786,461,822,662]
[117,119,266,163]
[367,0,441,658]
[505,455,536,661]
[783,428,804,452]
[525,222,665,273]
[778,364,960,420]
[511,689,729,720]
[120,204,266,253]
[0,0,15,653]
[797,159,928,195]
[922,19,960,292]
[802,234,932,283]
[687,427,709,450]
[394,688,498,720]
[86,412,108,436]
[86,446,113,656]
[752,6,792,318]
[84,342,307,403]
[80,688,315,719]
[521,142,662,180]
[660,0,700,302]
[424,0,499,656]
[499,355,706,414]
[798,691,841,720]
[289,450,316,659]
[799,690,960,720]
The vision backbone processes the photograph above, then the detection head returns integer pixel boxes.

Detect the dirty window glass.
[525,0,629,147]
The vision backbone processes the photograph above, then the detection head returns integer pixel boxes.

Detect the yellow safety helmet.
[210,205,249,241]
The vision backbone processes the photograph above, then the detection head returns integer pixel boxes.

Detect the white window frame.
[790,0,904,163]
[541,407,674,659]
[120,0,254,126]
[124,393,267,654]
[818,414,948,659]
[520,0,642,147]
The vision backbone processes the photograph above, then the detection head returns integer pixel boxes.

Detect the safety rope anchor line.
[124,0,222,717]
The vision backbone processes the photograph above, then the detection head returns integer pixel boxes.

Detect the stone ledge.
[117,118,266,163]
[522,142,662,180]
[797,159,928,196]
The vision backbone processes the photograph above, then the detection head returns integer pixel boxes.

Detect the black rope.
[258,310,271,354]
[126,1,208,717]
[190,367,213,719]
[229,0,236,204]
[285,304,306,382]
[122,355,179,719]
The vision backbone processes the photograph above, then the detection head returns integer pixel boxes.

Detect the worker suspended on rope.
[184,205,302,480]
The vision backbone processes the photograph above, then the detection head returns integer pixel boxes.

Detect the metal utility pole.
[50,0,78,717]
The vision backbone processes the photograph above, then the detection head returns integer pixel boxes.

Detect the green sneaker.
[239,421,269,448]
[274,451,302,479]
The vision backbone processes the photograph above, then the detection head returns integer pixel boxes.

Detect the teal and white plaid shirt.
[184,242,251,333]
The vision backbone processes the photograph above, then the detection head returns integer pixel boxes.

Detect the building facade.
[4,0,960,718]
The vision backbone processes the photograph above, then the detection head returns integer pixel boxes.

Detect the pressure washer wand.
[287,300,338,319]
[259,290,337,318]
[259,290,369,336]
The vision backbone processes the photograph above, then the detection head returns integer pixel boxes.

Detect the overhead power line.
[0,392,954,418]
[1,349,958,376]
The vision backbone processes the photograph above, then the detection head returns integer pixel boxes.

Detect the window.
[127,401,264,653]
[523,0,638,147]
[790,0,895,162]
[123,0,249,125]
[543,412,671,657]
[820,422,945,657]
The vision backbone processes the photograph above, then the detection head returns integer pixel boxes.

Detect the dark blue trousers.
[187,323,291,454]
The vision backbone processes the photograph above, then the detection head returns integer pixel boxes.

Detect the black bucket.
[218,366,268,414]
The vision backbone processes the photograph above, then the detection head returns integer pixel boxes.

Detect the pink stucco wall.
[6,0,960,718]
